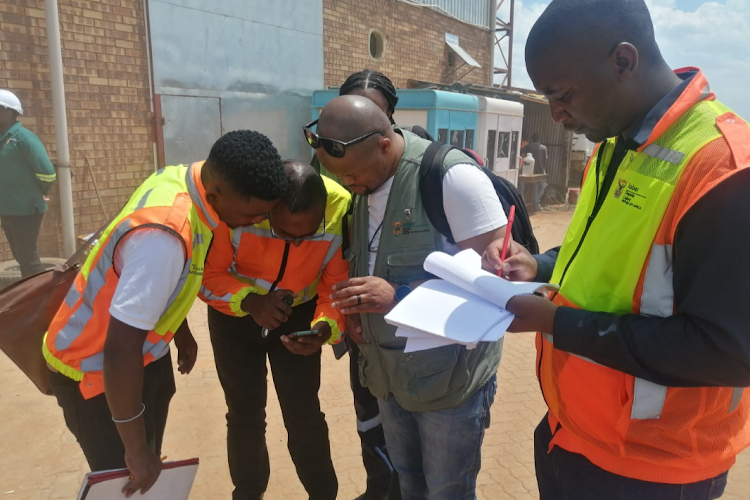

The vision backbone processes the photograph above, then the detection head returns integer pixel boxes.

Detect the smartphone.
[290,329,321,338]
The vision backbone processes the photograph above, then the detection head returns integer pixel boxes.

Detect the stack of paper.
[385,250,557,353]
[76,458,199,500]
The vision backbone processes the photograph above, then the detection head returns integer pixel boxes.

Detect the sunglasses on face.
[303,120,383,158]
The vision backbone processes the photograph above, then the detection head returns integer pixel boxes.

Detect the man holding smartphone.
[200,160,350,500]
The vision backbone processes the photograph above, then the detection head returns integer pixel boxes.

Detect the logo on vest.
[614,179,627,199]
[615,179,645,210]
[189,264,204,276]
[404,208,412,221]
[392,219,430,237]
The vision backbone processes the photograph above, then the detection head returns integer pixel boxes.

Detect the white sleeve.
[442,163,508,243]
[109,229,186,331]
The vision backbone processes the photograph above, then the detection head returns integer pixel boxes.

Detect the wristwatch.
[395,284,413,302]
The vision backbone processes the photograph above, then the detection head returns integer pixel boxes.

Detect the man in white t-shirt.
[306,96,508,500]
[45,131,288,497]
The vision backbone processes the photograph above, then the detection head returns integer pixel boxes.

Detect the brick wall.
[0,0,153,262]
[323,0,492,88]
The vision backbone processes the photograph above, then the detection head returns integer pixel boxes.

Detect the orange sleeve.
[199,223,261,317]
[311,246,349,344]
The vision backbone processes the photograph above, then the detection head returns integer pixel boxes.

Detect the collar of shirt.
[186,161,220,230]
[627,67,714,150]
[0,121,22,143]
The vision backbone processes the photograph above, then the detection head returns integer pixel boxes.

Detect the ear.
[378,136,392,154]
[204,184,220,206]
[611,42,639,81]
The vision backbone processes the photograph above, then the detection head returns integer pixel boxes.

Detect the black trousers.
[48,351,176,471]
[534,415,730,500]
[1,213,45,278]
[348,338,401,500]
[208,299,337,500]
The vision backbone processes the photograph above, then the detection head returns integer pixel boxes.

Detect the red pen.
[498,205,516,277]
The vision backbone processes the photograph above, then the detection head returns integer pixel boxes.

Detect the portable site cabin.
[475,97,524,186]
[311,88,480,148]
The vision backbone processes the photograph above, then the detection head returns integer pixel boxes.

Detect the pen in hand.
[498,205,516,278]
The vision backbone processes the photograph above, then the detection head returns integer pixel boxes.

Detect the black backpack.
[419,142,539,254]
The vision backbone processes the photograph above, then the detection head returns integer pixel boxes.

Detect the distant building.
[0,0,494,261]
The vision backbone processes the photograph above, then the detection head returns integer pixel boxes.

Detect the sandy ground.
[1,209,748,499]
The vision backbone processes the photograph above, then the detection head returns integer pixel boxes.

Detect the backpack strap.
[419,142,457,243]
[340,199,353,259]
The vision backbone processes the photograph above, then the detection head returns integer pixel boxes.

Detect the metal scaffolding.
[494,0,515,88]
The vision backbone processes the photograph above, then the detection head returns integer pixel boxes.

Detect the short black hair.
[526,0,661,65]
[340,69,399,124]
[204,130,287,201]
[531,132,542,143]
[281,160,327,214]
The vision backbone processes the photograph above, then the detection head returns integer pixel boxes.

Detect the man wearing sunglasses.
[199,160,350,500]
[310,95,509,500]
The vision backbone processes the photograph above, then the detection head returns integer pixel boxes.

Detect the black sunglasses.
[303,120,383,158]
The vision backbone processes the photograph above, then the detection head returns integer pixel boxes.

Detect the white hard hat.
[0,90,23,115]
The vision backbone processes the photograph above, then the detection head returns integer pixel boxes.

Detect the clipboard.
[76,458,199,500]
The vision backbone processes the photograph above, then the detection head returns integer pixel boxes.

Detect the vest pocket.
[385,247,435,284]
[401,344,469,404]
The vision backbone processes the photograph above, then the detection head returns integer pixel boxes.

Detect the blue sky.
[495,0,750,119]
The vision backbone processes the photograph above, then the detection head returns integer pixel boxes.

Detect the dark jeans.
[378,375,496,500]
[48,351,176,471]
[534,416,730,500]
[208,299,337,500]
[348,338,401,500]
[1,213,45,277]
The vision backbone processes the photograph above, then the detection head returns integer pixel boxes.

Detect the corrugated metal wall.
[148,0,324,164]
[405,0,492,28]
[520,99,572,192]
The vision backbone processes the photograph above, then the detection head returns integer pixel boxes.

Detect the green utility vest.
[349,130,503,412]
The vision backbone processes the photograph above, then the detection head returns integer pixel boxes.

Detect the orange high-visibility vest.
[43,163,216,399]
[540,69,750,483]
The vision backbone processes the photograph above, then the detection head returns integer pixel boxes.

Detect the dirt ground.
[1,209,748,499]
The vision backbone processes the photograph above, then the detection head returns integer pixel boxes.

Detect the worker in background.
[43,131,288,498]
[200,161,350,500]
[312,69,434,500]
[0,89,56,277]
[310,95,508,500]
[484,1,750,498]
[520,132,549,212]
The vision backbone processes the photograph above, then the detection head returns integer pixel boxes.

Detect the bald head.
[317,95,392,142]
[526,0,661,68]
[280,160,327,214]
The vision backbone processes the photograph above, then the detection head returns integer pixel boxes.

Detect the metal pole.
[508,0,515,87]
[489,0,498,85]
[44,0,76,256]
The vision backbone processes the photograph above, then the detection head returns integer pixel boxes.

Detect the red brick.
[0,0,153,260]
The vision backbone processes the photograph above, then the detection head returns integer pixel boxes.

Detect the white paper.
[403,334,461,353]
[423,249,555,309]
[77,462,198,500]
[386,279,510,345]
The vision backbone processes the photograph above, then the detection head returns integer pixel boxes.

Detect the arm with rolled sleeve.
[22,133,56,194]
[199,223,263,317]
[552,168,750,388]
[313,246,349,344]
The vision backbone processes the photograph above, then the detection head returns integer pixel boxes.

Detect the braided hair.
[339,69,399,124]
